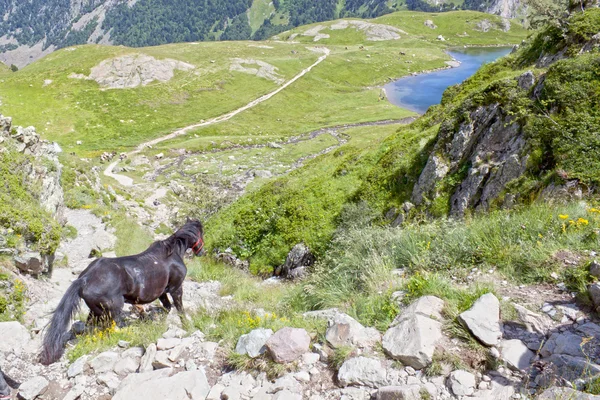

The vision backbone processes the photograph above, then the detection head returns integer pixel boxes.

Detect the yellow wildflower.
[559,214,569,220]
[578,218,589,226]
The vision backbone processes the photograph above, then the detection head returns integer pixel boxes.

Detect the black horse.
[40,219,204,365]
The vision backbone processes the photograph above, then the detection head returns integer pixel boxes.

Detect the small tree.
[9,64,18,72]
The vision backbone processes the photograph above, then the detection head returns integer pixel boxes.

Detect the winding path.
[104,47,331,186]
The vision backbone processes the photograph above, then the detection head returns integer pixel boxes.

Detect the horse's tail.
[40,278,84,365]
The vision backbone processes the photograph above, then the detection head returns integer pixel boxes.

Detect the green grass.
[67,319,167,362]
[0,11,526,157]
[206,123,415,275]
[248,0,276,33]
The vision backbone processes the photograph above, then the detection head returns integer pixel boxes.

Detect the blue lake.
[384,47,512,114]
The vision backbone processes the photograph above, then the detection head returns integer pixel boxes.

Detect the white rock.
[235,328,273,358]
[114,356,140,375]
[68,355,88,378]
[18,376,49,400]
[157,337,181,350]
[89,351,119,373]
[448,370,476,397]
[113,370,210,400]
[140,343,157,372]
[458,293,502,346]
[338,357,387,388]
[0,321,31,352]
[325,313,381,349]
[499,339,534,371]
[383,313,442,369]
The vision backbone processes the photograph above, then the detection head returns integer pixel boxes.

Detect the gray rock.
[113,370,210,400]
[590,261,600,279]
[338,357,387,388]
[538,386,600,399]
[411,155,449,205]
[266,327,311,363]
[140,343,157,372]
[116,368,173,392]
[122,346,145,359]
[376,385,422,400]
[499,339,534,371]
[512,303,553,334]
[590,283,600,309]
[458,293,501,346]
[517,71,535,90]
[275,243,314,279]
[97,372,121,392]
[541,332,585,358]
[392,295,444,325]
[114,356,140,375]
[382,296,444,369]
[14,252,44,275]
[545,354,600,382]
[424,20,437,29]
[236,328,273,358]
[18,376,49,400]
[273,390,302,400]
[325,313,381,349]
[156,337,181,350]
[153,351,171,369]
[67,355,88,378]
[253,170,273,179]
[0,321,31,352]
[89,351,119,373]
[448,370,476,397]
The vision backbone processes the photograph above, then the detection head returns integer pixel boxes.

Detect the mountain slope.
[0,0,521,67]
[206,8,600,273]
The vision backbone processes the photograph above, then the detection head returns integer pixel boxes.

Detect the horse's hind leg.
[158,293,172,313]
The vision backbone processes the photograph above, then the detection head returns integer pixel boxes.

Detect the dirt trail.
[104,47,331,186]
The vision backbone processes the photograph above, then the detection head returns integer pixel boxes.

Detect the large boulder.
[113,370,209,400]
[0,321,32,353]
[266,327,311,364]
[458,293,502,346]
[538,387,600,400]
[18,376,49,400]
[235,328,273,358]
[382,296,444,369]
[14,252,44,275]
[498,339,534,371]
[540,332,585,358]
[338,357,388,388]
[325,313,381,349]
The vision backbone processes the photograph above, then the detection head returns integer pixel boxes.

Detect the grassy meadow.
[0,10,526,156]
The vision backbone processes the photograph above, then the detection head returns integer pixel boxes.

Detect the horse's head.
[186,218,204,256]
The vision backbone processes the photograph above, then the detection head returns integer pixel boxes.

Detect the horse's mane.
[150,219,203,258]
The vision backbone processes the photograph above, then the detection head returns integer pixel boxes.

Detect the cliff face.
[408,9,600,217]
[0,115,65,258]
[486,0,525,19]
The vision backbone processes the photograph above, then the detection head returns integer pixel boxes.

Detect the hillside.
[1,6,600,400]
[0,10,525,155]
[0,0,520,67]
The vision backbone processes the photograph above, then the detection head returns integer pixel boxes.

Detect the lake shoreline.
[383,46,513,114]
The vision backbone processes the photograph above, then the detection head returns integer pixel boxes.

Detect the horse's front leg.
[159,293,172,313]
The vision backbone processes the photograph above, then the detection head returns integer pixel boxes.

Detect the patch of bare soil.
[229,58,285,85]
[70,54,195,89]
